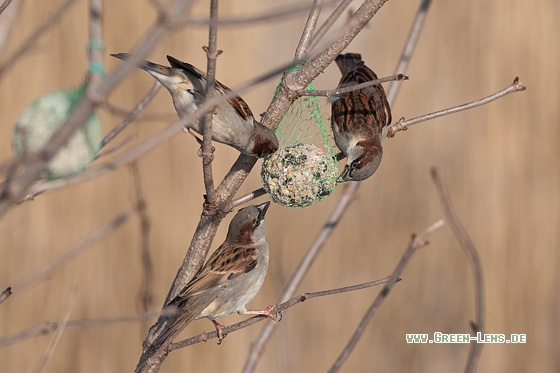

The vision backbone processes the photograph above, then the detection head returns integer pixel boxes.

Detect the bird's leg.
[211,320,226,345]
[241,305,282,322]
[182,128,215,160]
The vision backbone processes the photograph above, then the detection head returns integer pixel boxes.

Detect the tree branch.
[298,73,408,97]
[293,0,323,60]
[171,275,395,349]
[200,0,220,205]
[431,168,485,373]
[0,0,80,79]
[7,210,135,294]
[385,77,526,139]
[100,81,161,149]
[32,281,78,373]
[327,220,444,373]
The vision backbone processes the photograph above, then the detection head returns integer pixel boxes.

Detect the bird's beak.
[256,201,271,220]
[340,166,352,182]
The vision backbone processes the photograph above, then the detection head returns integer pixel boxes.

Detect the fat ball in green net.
[12,86,102,180]
[261,79,339,208]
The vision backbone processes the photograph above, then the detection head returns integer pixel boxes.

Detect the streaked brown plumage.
[111,53,279,158]
[331,53,391,181]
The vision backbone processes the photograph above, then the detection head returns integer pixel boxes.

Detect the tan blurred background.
[0,0,558,372]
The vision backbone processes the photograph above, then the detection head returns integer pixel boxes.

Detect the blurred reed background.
[0,0,558,372]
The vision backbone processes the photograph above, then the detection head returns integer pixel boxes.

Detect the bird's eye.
[351,159,360,170]
[253,218,260,228]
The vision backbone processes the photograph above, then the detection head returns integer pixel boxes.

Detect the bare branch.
[100,81,161,149]
[0,0,21,57]
[0,287,12,304]
[231,188,267,208]
[181,1,339,27]
[0,308,181,347]
[385,77,527,139]
[327,220,445,373]
[171,275,395,349]
[0,0,13,15]
[0,0,80,78]
[293,0,324,60]
[8,211,135,293]
[298,73,408,97]
[131,163,154,313]
[431,168,485,373]
[200,0,220,205]
[100,102,173,121]
[32,281,78,373]
[386,0,433,104]
[307,0,353,53]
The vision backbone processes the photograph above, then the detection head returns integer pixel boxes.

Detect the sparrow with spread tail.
[137,202,277,370]
[330,53,392,181]
[111,53,279,158]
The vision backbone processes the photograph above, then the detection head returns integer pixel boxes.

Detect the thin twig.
[385,77,527,139]
[0,0,13,15]
[200,0,220,205]
[307,0,353,53]
[431,168,485,373]
[298,74,408,97]
[100,102,173,121]
[100,81,161,148]
[0,0,80,78]
[87,0,103,87]
[231,188,266,208]
[327,220,444,373]
[171,275,395,349]
[32,280,78,373]
[0,0,21,58]
[386,0,432,104]
[8,210,135,293]
[180,1,338,26]
[131,163,154,313]
[0,287,12,304]
[96,133,137,159]
[293,0,324,61]
[0,308,181,347]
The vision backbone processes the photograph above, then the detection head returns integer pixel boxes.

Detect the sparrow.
[330,53,392,181]
[137,201,277,370]
[111,53,279,158]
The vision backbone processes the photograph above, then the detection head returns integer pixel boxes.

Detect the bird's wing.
[167,55,254,122]
[337,63,392,127]
[174,243,258,300]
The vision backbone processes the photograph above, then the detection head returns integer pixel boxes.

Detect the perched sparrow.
[111,53,279,158]
[330,53,392,181]
[138,202,277,369]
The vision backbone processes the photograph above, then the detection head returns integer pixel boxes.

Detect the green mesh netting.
[261,80,340,208]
